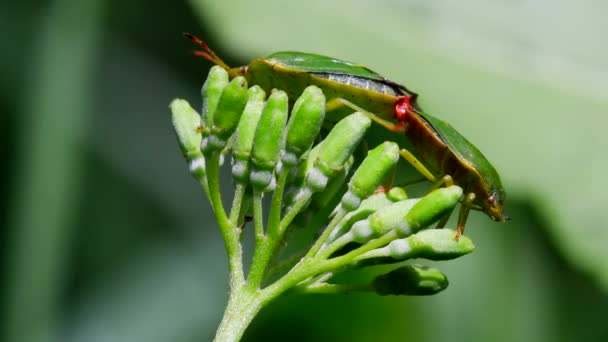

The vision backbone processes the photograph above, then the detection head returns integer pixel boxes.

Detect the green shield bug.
[184,33,508,237]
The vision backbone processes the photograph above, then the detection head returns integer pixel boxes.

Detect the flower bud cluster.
[170,66,476,298]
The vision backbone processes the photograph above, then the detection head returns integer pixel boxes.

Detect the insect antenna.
[183,33,236,77]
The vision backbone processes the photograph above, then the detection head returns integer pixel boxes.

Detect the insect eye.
[487,193,497,205]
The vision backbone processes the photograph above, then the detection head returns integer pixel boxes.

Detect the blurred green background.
[2,0,607,341]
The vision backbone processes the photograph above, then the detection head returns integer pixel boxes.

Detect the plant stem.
[263,230,398,298]
[247,168,290,288]
[213,287,266,342]
[305,209,347,257]
[292,282,367,295]
[228,183,246,226]
[205,152,244,286]
[316,232,353,260]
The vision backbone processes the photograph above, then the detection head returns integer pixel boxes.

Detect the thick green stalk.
[205,152,244,286]
[213,287,265,342]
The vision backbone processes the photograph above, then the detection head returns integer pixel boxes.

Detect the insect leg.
[325,98,405,132]
[399,149,437,183]
[456,192,476,239]
[427,175,454,192]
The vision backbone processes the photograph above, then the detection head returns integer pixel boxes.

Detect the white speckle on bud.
[232,158,248,180]
[351,220,375,243]
[209,134,227,149]
[388,239,412,259]
[306,166,328,192]
[281,151,299,167]
[189,156,206,173]
[284,187,312,213]
[341,191,362,212]
[396,223,412,237]
[275,160,284,174]
[201,134,227,153]
[250,168,274,190]
[200,137,210,152]
[264,173,277,192]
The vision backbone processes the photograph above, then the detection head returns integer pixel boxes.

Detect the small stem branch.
[316,232,353,260]
[247,168,290,288]
[263,230,398,299]
[268,169,290,238]
[252,190,265,240]
[305,209,347,258]
[205,152,244,286]
[292,282,367,295]
[278,187,312,234]
[265,249,308,282]
[228,183,246,226]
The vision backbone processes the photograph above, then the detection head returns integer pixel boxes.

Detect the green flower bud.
[328,192,395,243]
[387,187,408,202]
[170,98,202,161]
[405,186,463,233]
[341,142,400,211]
[201,65,229,128]
[357,228,474,265]
[283,144,322,209]
[283,86,325,166]
[306,112,371,192]
[387,229,474,260]
[250,89,288,189]
[372,265,449,296]
[309,157,351,210]
[202,76,248,152]
[351,199,419,243]
[232,86,266,183]
[288,142,322,188]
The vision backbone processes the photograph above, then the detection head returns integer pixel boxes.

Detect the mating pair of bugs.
[184,33,509,237]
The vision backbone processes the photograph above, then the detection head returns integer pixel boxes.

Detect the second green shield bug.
[184,33,508,237]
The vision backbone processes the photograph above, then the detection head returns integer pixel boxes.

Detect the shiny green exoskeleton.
[185,33,508,236]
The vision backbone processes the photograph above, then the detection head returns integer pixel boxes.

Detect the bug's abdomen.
[311,73,401,97]
[405,112,488,199]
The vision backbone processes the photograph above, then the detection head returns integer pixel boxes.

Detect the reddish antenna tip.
[183,32,211,52]
[182,33,234,75]
[183,32,198,43]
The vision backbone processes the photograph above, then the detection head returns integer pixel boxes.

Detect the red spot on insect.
[241,65,248,74]
[393,95,413,122]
